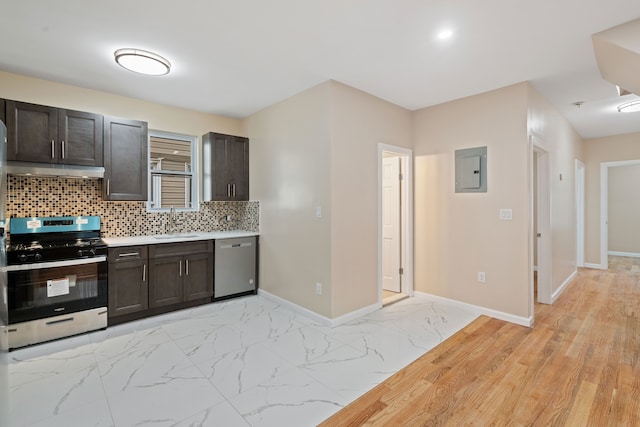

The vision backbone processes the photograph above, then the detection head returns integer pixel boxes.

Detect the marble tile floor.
[1,293,479,427]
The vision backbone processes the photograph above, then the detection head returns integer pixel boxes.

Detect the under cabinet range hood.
[6,161,105,179]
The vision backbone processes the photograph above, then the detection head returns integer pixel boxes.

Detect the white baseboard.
[583,263,605,270]
[414,291,533,327]
[608,251,640,258]
[551,270,577,303]
[258,289,381,327]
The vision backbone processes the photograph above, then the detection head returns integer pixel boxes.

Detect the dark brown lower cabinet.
[149,255,183,307]
[108,240,216,325]
[108,246,148,319]
[149,241,214,308]
[183,252,214,301]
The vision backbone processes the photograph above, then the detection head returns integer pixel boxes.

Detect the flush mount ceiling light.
[617,99,640,113]
[436,28,454,40]
[114,48,171,76]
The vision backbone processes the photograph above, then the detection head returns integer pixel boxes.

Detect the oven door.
[7,256,107,324]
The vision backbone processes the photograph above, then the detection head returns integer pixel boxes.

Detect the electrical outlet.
[477,272,486,283]
[225,214,231,221]
[315,282,322,295]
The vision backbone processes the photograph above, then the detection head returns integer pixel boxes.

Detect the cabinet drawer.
[108,246,148,262]
[150,241,212,257]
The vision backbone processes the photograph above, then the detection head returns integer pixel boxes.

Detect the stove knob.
[77,249,85,258]
[89,248,96,257]
[34,253,43,261]
[18,254,28,263]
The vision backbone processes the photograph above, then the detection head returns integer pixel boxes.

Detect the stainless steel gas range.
[2,216,108,350]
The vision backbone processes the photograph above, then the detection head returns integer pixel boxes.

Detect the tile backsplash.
[7,176,259,237]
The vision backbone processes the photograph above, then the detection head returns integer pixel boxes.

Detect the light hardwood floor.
[320,257,640,426]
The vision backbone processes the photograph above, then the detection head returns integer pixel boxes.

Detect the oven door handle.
[6,256,107,272]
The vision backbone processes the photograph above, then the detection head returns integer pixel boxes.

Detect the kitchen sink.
[153,234,199,239]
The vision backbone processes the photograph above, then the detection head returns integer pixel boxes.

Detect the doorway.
[531,137,552,311]
[600,159,640,270]
[378,144,414,306]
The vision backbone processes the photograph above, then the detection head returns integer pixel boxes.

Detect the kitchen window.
[148,130,198,212]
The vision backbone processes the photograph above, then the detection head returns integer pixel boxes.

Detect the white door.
[382,156,401,292]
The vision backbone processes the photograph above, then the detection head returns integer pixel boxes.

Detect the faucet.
[168,206,178,235]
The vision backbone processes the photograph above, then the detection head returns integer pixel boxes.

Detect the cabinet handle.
[142,264,146,282]
[186,259,189,275]
[227,184,231,198]
[179,260,182,276]
[61,140,65,159]
[232,184,236,198]
[51,140,55,159]
[119,252,140,257]
[106,179,110,195]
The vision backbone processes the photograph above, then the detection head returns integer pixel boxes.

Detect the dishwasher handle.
[220,242,252,249]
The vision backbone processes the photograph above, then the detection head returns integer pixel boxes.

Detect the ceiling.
[1,1,639,139]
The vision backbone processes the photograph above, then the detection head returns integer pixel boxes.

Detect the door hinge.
[399,173,404,181]
[399,267,404,275]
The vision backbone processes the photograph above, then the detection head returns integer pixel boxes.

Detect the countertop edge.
[103,231,259,247]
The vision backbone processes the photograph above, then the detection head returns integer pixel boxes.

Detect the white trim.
[550,270,577,303]
[414,291,533,327]
[583,263,605,270]
[575,160,585,267]
[608,251,640,258]
[258,289,381,327]
[600,163,609,270]
[378,143,414,306]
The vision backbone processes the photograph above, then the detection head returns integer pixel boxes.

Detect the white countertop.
[103,230,259,247]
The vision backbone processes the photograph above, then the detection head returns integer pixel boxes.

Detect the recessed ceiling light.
[617,99,640,113]
[436,29,454,40]
[114,48,171,76]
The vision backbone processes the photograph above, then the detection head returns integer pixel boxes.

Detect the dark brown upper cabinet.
[0,99,5,125]
[5,100,103,166]
[103,116,148,201]
[202,132,249,201]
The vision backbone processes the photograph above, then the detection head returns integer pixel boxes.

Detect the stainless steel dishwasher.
[214,236,257,299]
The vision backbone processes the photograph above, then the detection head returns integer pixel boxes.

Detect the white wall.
[527,85,583,296]
[329,81,412,317]
[413,83,531,319]
[243,82,333,317]
[244,80,412,319]
[0,71,241,138]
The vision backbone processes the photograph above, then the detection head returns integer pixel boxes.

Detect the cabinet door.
[183,252,213,301]
[149,255,183,307]
[204,132,232,200]
[202,132,249,201]
[104,116,148,200]
[58,109,103,166]
[6,100,57,163]
[228,136,249,201]
[108,260,148,317]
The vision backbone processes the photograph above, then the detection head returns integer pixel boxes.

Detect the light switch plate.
[499,209,513,220]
